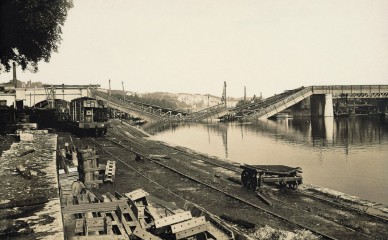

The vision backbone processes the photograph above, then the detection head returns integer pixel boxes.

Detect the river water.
[149,116,388,205]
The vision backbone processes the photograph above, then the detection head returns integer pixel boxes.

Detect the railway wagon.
[69,97,109,136]
[240,164,303,191]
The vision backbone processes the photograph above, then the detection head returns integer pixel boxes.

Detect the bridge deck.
[222,85,388,120]
[93,90,226,122]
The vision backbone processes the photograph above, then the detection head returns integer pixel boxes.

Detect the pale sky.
[1,0,388,98]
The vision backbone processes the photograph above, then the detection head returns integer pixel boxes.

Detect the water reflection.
[147,116,388,152]
[149,116,388,204]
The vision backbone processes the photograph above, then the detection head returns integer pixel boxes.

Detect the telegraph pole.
[221,81,227,106]
[108,79,111,107]
[122,81,126,100]
[244,86,246,102]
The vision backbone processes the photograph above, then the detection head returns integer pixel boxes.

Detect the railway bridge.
[3,83,387,122]
[224,85,388,120]
[0,84,99,107]
[92,90,228,123]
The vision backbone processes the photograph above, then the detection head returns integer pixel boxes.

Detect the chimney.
[13,62,17,88]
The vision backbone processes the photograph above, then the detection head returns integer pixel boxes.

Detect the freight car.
[67,97,109,136]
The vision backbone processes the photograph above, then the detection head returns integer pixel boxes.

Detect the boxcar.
[69,97,109,136]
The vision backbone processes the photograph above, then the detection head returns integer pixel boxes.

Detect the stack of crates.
[79,148,105,188]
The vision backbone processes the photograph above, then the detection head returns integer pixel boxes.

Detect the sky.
[1,0,388,98]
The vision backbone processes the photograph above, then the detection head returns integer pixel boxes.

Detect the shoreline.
[1,121,387,239]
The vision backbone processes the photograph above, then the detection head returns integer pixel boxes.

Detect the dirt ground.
[0,135,14,155]
[0,132,63,239]
[54,119,388,240]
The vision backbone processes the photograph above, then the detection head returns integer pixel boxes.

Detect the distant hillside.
[140,92,222,110]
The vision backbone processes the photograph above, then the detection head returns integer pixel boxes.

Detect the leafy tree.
[0,0,73,72]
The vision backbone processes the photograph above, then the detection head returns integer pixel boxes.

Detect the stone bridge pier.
[310,94,334,117]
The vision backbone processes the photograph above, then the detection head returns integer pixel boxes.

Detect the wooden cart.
[240,164,303,191]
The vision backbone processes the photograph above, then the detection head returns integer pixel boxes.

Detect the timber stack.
[57,144,235,239]
[60,188,235,239]
[78,148,105,188]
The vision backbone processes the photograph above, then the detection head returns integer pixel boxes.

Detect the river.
[149,116,388,205]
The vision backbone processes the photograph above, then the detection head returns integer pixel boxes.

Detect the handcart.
[240,164,303,191]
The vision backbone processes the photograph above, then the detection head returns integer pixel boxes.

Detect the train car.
[68,97,109,136]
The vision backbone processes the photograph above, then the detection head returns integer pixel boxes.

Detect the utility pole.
[33,86,36,107]
[221,81,227,106]
[51,84,55,108]
[244,86,246,102]
[13,62,17,88]
[108,79,111,107]
[122,81,126,100]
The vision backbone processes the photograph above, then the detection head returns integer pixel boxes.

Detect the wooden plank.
[171,216,206,233]
[74,219,85,234]
[256,192,273,207]
[106,192,119,202]
[145,205,163,220]
[133,226,162,240]
[125,189,149,201]
[109,210,129,239]
[175,223,209,239]
[62,201,126,214]
[84,217,106,233]
[207,223,233,240]
[154,211,192,229]
[83,166,105,173]
[116,204,140,235]
[70,235,125,240]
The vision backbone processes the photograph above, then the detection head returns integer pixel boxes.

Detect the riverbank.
[148,116,388,206]
[1,119,387,239]
[58,119,388,239]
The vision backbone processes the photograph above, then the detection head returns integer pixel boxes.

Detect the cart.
[240,164,303,191]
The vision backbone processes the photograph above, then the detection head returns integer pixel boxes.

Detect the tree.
[0,0,73,72]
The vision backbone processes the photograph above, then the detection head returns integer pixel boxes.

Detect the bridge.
[223,85,388,120]
[0,82,228,122]
[3,83,387,122]
[92,90,227,122]
[0,84,99,107]
[91,80,228,122]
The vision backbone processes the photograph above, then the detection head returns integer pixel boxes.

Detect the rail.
[93,90,227,122]
[91,137,339,240]
[184,103,227,121]
[312,85,388,94]
[250,87,313,119]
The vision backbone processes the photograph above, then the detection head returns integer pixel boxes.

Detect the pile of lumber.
[78,148,105,188]
[61,189,235,240]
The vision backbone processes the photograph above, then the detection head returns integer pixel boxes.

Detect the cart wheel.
[288,181,299,190]
[241,170,250,187]
[250,173,258,191]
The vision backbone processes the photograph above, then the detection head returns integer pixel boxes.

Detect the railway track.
[88,135,388,240]
[297,189,388,223]
[108,133,388,224]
